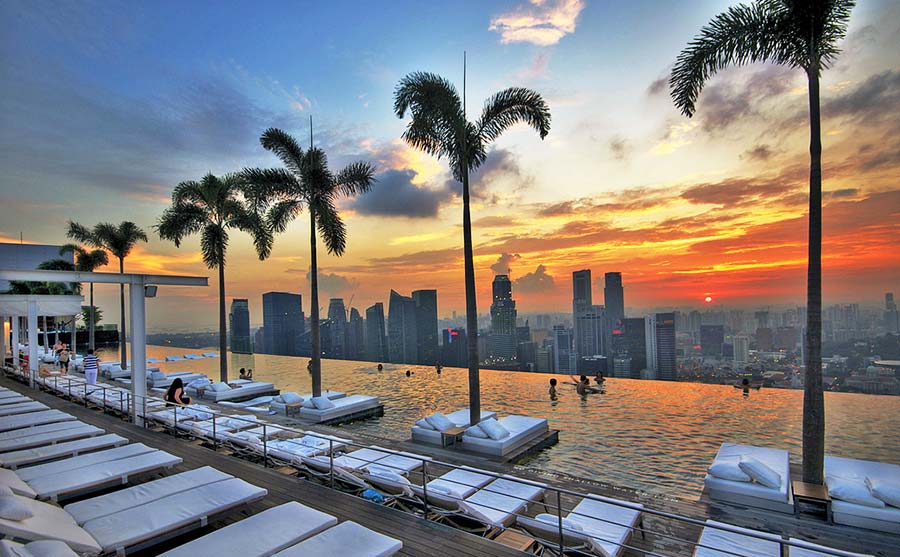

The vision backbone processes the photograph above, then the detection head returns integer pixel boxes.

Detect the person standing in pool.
[549,378,558,400]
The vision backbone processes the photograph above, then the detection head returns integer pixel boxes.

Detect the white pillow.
[866,477,900,508]
[827,475,884,508]
[415,418,435,430]
[210,382,231,392]
[738,457,781,489]
[301,398,315,409]
[234,433,262,445]
[0,485,13,498]
[425,412,455,432]
[535,513,584,533]
[366,465,411,485]
[298,436,325,448]
[428,483,463,499]
[281,392,303,405]
[0,496,34,521]
[311,396,335,410]
[3,540,79,557]
[478,418,510,441]
[463,425,488,439]
[708,457,751,482]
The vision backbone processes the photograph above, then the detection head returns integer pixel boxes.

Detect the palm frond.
[79,249,109,272]
[241,167,302,198]
[200,223,227,268]
[313,199,347,256]
[155,204,206,247]
[66,221,97,246]
[260,128,305,175]
[334,161,377,197]
[172,180,205,205]
[266,199,305,234]
[59,243,86,258]
[477,87,551,143]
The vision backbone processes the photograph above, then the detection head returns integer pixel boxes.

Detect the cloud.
[647,75,668,96]
[489,0,585,46]
[514,265,556,293]
[741,144,774,161]
[681,177,802,208]
[306,269,358,297]
[491,253,521,275]
[608,136,632,161]
[472,215,523,228]
[350,169,453,219]
[825,188,860,199]
[514,53,550,81]
[822,71,900,126]
[694,65,797,133]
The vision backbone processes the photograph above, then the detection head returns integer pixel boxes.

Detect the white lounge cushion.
[534,512,584,532]
[739,457,782,489]
[271,520,402,557]
[827,476,884,508]
[424,412,454,432]
[866,477,900,508]
[365,465,411,486]
[17,444,155,483]
[463,425,488,439]
[0,539,79,557]
[415,419,434,430]
[302,398,315,408]
[709,457,751,482]
[422,468,494,501]
[478,418,510,441]
[311,396,335,410]
[0,469,37,498]
[209,382,231,392]
[281,392,304,405]
[0,496,101,555]
[0,496,33,521]
[157,502,337,557]
[0,434,128,469]
[428,483,464,500]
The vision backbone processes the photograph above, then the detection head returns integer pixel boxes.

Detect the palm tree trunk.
[309,207,322,397]
[218,256,228,382]
[461,165,481,426]
[89,283,95,351]
[802,67,825,485]
[119,257,127,369]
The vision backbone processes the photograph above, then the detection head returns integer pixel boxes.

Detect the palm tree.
[394,70,551,425]
[67,221,148,370]
[155,173,273,382]
[242,128,376,397]
[669,0,855,484]
[60,244,109,350]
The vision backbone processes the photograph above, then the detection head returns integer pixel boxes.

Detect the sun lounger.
[272,520,402,557]
[192,381,277,402]
[0,401,48,416]
[157,501,338,557]
[202,352,218,358]
[0,477,267,556]
[0,409,76,432]
[518,494,644,557]
[703,442,793,513]
[27,449,182,501]
[165,355,184,361]
[16,443,156,482]
[411,409,498,445]
[0,394,32,406]
[0,433,128,469]
[146,405,214,426]
[187,415,261,440]
[0,420,93,443]
[148,371,206,389]
[218,395,276,409]
[0,390,27,399]
[457,476,547,528]
[263,432,351,464]
[298,394,380,423]
[693,520,873,556]
[459,414,549,458]
[825,455,900,534]
[0,422,103,452]
[0,540,78,557]
[183,354,201,360]
[410,466,495,509]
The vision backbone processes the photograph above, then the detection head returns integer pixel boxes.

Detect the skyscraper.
[733,335,750,365]
[347,307,364,360]
[574,305,606,371]
[489,275,518,360]
[412,289,438,365]
[365,303,387,362]
[572,269,592,314]
[552,325,576,373]
[604,272,624,323]
[611,317,646,378]
[228,298,252,354]
[700,325,725,357]
[441,327,466,368]
[644,315,658,380]
[655,312,677,380]
[885,292,899,333]
[262,292,304,356]
[326,298,347,359]
[388,290,417,364]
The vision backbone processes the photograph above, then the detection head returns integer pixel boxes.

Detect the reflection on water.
[109,346,900,500]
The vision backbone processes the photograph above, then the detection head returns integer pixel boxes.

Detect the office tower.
[325,298,347,359]
[655,312,676,380]
[412,289,439,365]
[536,342,554,372]
[644,315,658,380]
[517,341,537,369]
[604,272,624,323]
[228,299,252,354]
[886,292,899,333]
[756,327,773,351]
[347,307,364,360]
[700,325,725,357]
[552,325,576,373]
[754,310,770,330]
[488,275,518,360]
[574,306,606,371]
[441,327,466,368]
[516,323,531,343]
[262,292,304,356]
[733,335,750,365]
[611,317,646,378]
[253,327,265,354]
[572,270,592,314]
[688,310,702,334]
[388,290,417,364]
[365,303,388,362]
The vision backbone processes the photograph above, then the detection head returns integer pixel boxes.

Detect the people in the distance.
[405,369,411,377]
[239,367,253,380]
[549,377,558,399]
[594,371,605,385]
[377,363,383,371]
[82,349,99,385]
[164,377,192,406]
[58,348,70,374]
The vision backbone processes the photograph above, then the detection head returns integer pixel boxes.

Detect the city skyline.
[1,1,899,331]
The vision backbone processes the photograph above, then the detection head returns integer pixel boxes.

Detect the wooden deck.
[4,373,897,557]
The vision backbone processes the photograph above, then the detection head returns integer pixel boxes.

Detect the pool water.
[103,345,900,500]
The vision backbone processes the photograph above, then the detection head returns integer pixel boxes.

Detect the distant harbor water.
[104,345,900,500]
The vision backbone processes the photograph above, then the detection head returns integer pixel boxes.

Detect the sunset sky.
[1,0,898,330]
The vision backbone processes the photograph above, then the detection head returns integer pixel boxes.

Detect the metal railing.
[4,363,865,557]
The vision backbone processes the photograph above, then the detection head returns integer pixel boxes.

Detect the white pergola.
[0,269,207,422]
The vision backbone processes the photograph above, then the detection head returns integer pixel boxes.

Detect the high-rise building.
[655,312,677,380]
[603,272,624,324]
[885,292,899,333]
[488,275,518,361]
[388,290,417,364]
[552,325,576,373]
[644,315,658,380]
[700,325,725,357]
[412,289,438,365]
[441,327,466,368]
[611,317,646,378]
[574,305,606,371]
[572,270,592,314]
[733,335,750,365]
[347,307,364,360]
[262,292,304,356]
[326,298,347,359]
[365,303,387,362]
[228,299,252,354]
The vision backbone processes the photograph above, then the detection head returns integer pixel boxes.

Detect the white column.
[11,317,19,368]
[71,314,77,358]
[28,302,38,387]
[129,278,147,425]
[42,317,49,357]
[0,316,6,365]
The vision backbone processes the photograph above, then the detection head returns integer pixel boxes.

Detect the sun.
[704,296,713,304]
